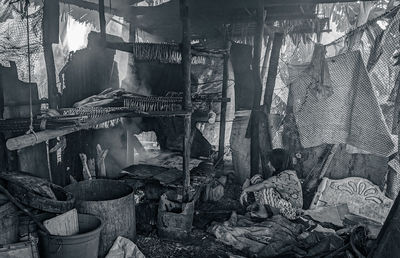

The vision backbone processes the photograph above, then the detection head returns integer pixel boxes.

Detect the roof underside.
[62,0,374,42]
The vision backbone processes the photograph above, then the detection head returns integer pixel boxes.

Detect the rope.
[24,0,37,143]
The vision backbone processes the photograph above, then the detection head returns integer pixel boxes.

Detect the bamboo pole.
[180,0,192,201]
[6,113,128,151]
[250,0,265,177]
[217,38,231,165]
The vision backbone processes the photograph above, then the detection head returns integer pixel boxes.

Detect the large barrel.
[38,213,103,258]
[230,110,251,184]
[65,180,136,257]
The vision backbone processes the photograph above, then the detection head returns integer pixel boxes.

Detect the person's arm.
[240,176,277,205]
[243,178,275,193]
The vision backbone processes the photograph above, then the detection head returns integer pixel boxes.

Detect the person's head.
[267,148,292,175]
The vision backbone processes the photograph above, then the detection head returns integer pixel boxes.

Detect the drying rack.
[4,91,230,151]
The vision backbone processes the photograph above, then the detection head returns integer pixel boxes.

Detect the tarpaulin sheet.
[290,50,394,157]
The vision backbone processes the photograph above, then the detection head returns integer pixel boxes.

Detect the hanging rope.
[24,0,37,142]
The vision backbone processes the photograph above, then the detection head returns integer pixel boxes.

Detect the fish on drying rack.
[123,96,183,112]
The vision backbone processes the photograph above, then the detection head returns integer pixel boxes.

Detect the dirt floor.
[135,164,248,257]
[136,229,245,258]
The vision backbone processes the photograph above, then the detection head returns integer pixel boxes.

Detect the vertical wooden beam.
[99,0,106,43]
[0,72,6,171]
[217,39,231,165]
[43,0,59,109]
[259,32,284,177]
[126,23,136,166]
[180,0,192,200]
[263,33,284,114]
[250,0,265,177]
[43,0,60,183]
[261,34,273,85]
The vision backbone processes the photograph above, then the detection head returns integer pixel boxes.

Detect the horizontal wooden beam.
[6,110,192,150]
[62,0,373,17]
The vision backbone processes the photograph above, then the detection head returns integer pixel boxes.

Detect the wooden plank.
[304,144,339,192]
[131,135,146,154]
[180,0,192,201]
[263,32,284,114]
[217,39,231,164]
[250,0,265,177]
[43,208,79,236]
[6,110,192,151]
[259,32,284,176]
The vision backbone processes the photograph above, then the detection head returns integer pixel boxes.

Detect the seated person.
[240,148,303,220]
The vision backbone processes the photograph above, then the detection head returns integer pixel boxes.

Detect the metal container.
[65,179,136,257]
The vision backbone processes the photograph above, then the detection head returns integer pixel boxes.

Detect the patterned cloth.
[261,188,298,220]
[253,170,303,220]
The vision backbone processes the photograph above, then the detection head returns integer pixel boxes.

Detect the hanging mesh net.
[278,6,400,130]
[0,2,45,98]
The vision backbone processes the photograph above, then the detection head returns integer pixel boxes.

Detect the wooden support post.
[43,0,60,183]
[217,39,231,165]
[43,0,59,109]
[180,0,192,201]
[125,23,136,167]
[0,72,5,171]
[259,32,284,177]
[250,0,265,177]
[261,34,273,85]
[99,0,106,43]
[263,33,284,114]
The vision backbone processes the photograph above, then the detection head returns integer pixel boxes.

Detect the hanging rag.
[303,43,334,101]
[290,50,395,157]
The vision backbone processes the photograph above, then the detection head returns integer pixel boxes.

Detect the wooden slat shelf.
[106,41,227,59]
[6,109,192,151]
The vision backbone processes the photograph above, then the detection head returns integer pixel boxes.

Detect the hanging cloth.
[303,43,334,101]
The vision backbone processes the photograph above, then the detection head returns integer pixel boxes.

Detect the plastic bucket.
[38,213,103,258]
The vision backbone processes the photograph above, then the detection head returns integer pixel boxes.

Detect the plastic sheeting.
[106,236,145,258]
